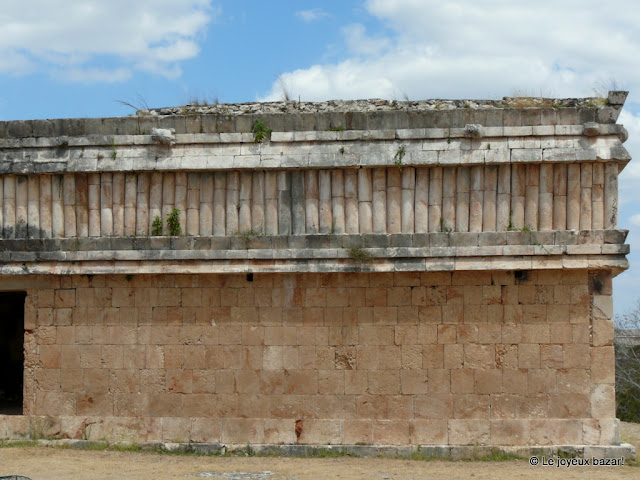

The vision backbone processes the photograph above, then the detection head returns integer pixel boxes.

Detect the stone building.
[0,93,633,456]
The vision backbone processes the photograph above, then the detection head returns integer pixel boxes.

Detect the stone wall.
[0,269,616,446]
[0,93,631,452]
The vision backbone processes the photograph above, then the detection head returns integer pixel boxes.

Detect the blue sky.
[1,0,639,316]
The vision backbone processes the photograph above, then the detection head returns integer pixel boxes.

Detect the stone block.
[591,384,615,419]
[448,419,490,445]
[490,419,530,446]
[373,420,410,445]
[295,419,340,444]
[264,418,296,444]
[341,419,371,445]
[222,418,265,444]
[162,417,191,443]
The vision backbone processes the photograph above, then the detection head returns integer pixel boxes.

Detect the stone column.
[175,172,187,235]
[553,164,567,230]
[112,172,125,236]
[402,167,416,233]
[100,173,113,237]
[161,173,175,235]
[510,164,525,230]
[213,172,226,236]
[226,172,240,235]
[456,167,469,232]
[469,166,483,232]
[124,173,137,236]
[3,175,15,238]
[148,172,162,235]
[372,168,387,234]
[252,171,265,233]
[238,172,252,233]
[483,166,497,232]
[387,167,401,234]
[592,163,604,230]
[428,167,443,232]
[524,164,539,231]
[344,170,359,234]
[52,175,64,238]
[580,163,592,230]
[415,167,429,233]
[442,167,456,233]
[27,176,40,239]
[265,171,278,235]
[16,176,28,238]
[539,164,553,231]
[566,164,581,230]
[429,167,443,232]
[277,171,292,235]
[604,163,618,229]
[496,165,511,231]
[186,173,200,236]
[318,170,332,234]
[200,173,214,235]
[305,170,319,234]
[358,169,373,234]
[331,170,345,234]
[39,175,52,238]
[62,174,76,238]
[135,173,149,236]
[291,171,306,235]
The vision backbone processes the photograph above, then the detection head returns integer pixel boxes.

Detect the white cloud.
[261,0,640,101]
[295,8,330,23]
[629,214,640,227]
[0,0,217,81]
[342,24,392,57]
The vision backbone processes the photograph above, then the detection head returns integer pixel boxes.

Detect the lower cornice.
[0,230,629,275]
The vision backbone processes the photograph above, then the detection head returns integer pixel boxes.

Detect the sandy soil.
[0,424,638,480]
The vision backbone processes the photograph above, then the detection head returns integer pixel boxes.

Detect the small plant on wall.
[348,245,374,265]
[151,216,163,236]
[252,120,272,143]
[167,208,181,236]
[393,145,406,172]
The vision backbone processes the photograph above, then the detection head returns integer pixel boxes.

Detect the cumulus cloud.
[0,0,216,81]
[261,0,639,101]
[295,8,330,23]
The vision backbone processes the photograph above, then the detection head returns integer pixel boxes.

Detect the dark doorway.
[0,292,26,414]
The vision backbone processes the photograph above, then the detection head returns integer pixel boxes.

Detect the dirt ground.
[0,423,638,480]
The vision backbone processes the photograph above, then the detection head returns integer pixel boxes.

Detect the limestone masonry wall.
[6,270,616,446]
[0,93,631,452]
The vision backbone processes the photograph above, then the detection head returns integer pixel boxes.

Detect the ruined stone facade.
[0,93,632,454]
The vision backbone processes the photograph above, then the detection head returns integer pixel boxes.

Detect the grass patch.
[348,245,374,265]
[465,450,523,462]
[234,229,263,249]
[299,448,356,458]
[0,440,40,448]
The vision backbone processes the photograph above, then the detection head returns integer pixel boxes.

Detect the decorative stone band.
[0,230,628,275]
[0,164,620,239]
[0,125,629,175]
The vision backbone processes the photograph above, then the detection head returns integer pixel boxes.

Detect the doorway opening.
[0,292,26,415]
